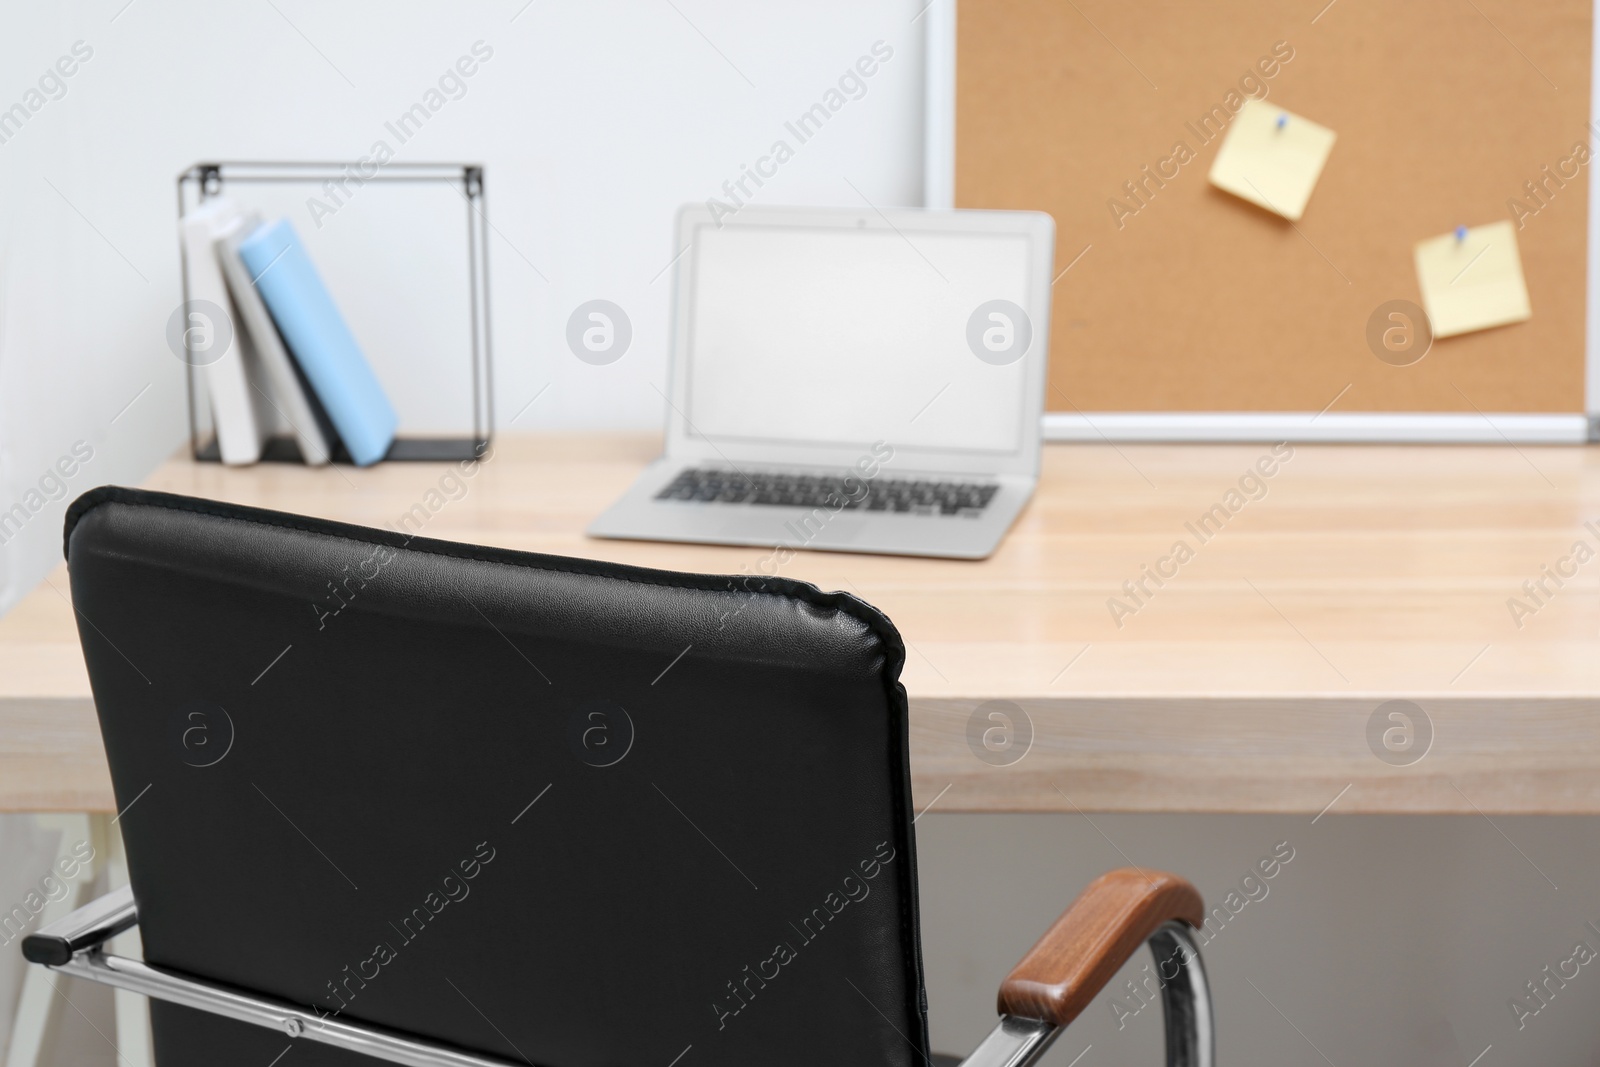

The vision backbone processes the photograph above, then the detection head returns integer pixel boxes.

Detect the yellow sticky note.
[1414,221,1531,338]
[1207,98,1336,220]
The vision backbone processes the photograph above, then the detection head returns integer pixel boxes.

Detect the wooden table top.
[7,432,1600,814]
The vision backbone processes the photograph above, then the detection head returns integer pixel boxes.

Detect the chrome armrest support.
[21,884,137,965]
[22,888,524,1067]
[958,922,1214,1067]
[957,1015,1061,1067]
[1147,922,1213,1067]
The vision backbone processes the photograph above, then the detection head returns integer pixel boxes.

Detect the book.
[178,198,269,464]
[215,215,335,465]
[237,219,397,466]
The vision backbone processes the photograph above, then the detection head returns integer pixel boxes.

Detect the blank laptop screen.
[682,223,1034,456]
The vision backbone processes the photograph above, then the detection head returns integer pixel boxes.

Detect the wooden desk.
[7,434,1600,814]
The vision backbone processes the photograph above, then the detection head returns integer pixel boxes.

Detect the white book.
[216,214,333,465]
[178,198,267,464]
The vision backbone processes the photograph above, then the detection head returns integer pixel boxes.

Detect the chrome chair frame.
[26,888,1213,1067]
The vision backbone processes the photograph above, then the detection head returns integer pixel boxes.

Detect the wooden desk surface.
[7,433,1600,814]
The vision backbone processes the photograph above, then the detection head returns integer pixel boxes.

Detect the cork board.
[956,0,1592,413]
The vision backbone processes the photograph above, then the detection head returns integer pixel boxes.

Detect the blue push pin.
[1276,113,1288,131]
[1455,225,1468,243]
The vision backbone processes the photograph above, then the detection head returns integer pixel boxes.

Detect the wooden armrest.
[997,868,1204,1028]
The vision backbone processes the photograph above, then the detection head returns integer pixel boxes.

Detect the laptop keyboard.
[655,468,1000,516]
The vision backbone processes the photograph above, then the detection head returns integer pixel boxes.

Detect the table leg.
[3,814,96,1067]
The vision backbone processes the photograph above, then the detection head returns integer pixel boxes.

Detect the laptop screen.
[682,222,1035,456]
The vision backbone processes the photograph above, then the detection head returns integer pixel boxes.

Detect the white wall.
[0,0,928,612]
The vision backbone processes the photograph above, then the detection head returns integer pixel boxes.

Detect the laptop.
[588,204,1054,560]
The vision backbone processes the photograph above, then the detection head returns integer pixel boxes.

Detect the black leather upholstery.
[65,486,930,1067]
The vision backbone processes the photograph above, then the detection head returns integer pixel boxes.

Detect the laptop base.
[588,460,1033,560]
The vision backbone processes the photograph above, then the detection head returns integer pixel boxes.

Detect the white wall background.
[0,0,928,612]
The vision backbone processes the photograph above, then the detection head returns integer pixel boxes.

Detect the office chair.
[26,486,1213,1067]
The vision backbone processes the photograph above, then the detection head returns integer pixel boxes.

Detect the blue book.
[237,219,397,466]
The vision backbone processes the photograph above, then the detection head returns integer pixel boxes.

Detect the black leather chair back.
[65,487,929,1067]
